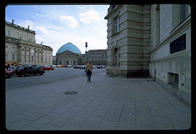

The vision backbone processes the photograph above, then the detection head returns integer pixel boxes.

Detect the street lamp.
[85,42,88,64]
[85,42,88,53]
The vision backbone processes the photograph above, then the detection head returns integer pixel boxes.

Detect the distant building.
[86,49,107,65]
[52,56,56,65]
[55,43,107,66]
[105,4,191,106]
[56,42,82,66]
[5,20,53,65]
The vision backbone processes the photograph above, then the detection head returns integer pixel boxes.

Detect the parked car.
[40,65,54,71]
[5,68,11,78]
[62,65,67,68]
[5,67,16,78]
[96,65,103,69]
[80,65,86,69]
[31,65,45,75]
[7,67,16,74]
[73,65,80,69]
[15,65,45,77]
[67,65,72,68]
[15,66,31,77]
[56,65,62,68]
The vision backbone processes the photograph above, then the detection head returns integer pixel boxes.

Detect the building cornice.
[5,36,53,51]
[5,20,36,34]
[104,5,121,19]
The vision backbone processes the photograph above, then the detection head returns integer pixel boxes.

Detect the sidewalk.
[6,69,191,130]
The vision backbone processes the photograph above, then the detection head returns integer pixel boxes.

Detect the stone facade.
[86,49,107,65]
[150,4,191,107]
[105,4,191,107]
[105,5,151,77]
[5,20,53,65]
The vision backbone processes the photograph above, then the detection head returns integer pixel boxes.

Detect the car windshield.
[31,65,40,68]
[17,66,24,69]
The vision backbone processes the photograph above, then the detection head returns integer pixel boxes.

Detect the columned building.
[5,20,53,65]
[105,4,191,106]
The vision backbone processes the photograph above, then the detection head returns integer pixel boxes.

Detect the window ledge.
[111,31,120,37]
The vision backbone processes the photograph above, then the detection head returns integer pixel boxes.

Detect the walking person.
[86,62,93,82]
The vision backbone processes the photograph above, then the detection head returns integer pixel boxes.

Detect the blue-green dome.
[56,42,81,55]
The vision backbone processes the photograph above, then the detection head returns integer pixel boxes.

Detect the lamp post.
[85,42,88,64]
[85,42,88,53]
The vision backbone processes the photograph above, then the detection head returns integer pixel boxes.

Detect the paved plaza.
[6,69,191,130]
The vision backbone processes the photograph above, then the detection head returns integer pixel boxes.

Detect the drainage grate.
[64,91,78,95]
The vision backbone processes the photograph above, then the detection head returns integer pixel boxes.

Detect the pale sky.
[5,5,109,56]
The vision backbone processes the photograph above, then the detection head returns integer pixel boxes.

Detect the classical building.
[5,20,53,65]
[56,42,82,66]
[105,4,191,106]
[86,49,107,65]
[105,5,151,77]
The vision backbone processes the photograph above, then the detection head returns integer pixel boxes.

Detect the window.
[12,55,15,60]
[168,72,179,88]
[170,33,186,54]
[32,56,34,62]
[8,30,10,36]
[112,16,120,34]
[180,4,189,23]
[112,48,118,66]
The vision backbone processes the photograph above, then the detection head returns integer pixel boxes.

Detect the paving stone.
[6,69,191,130]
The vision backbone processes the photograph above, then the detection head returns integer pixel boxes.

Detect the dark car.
[15,66,31,77]
[31,65,45,75]
[15,65,45,77]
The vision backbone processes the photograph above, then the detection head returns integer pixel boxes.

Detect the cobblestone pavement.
[6,69,191,130]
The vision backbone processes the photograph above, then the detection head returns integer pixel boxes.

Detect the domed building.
[56,42,83,66]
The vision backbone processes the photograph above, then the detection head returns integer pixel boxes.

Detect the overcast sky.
[5,5,109,56]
